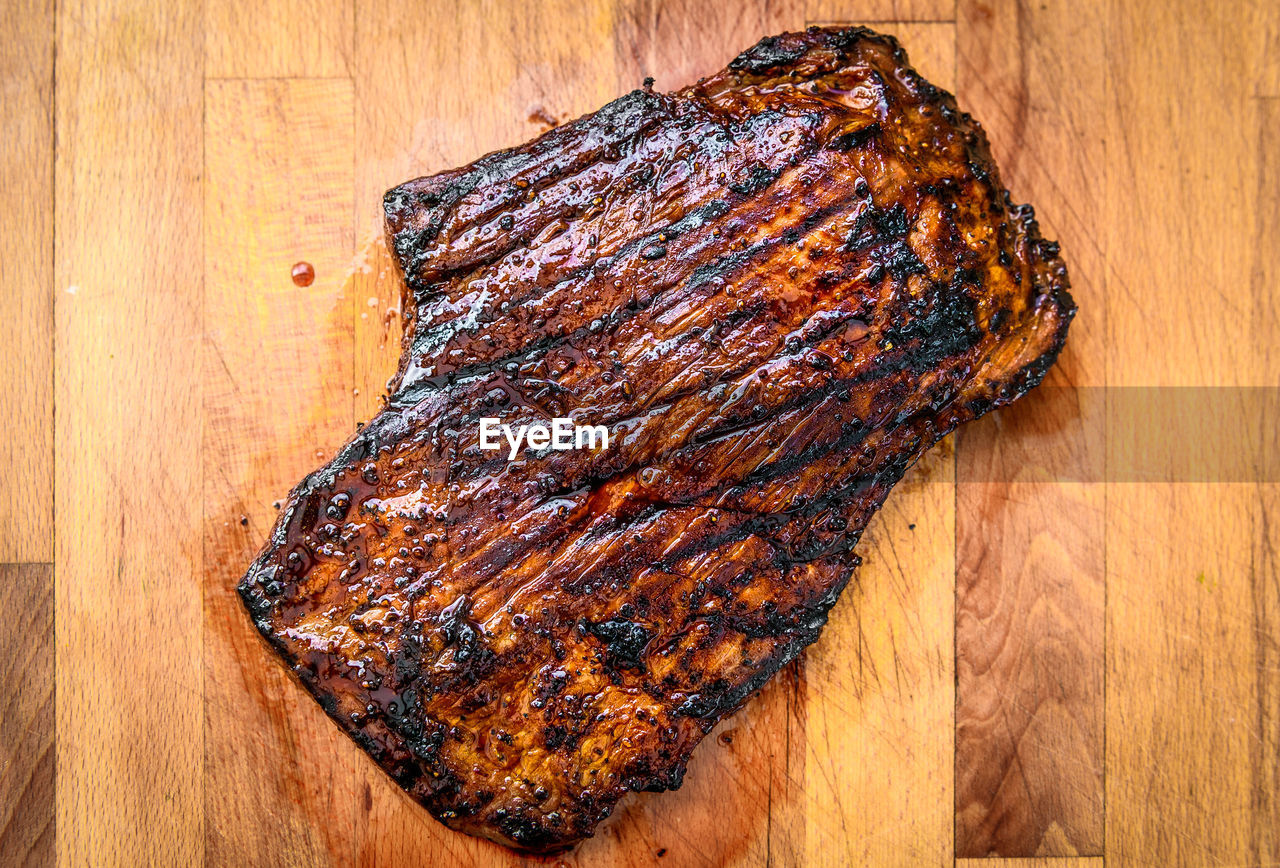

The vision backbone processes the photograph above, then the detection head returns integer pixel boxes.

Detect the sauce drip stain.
[291,261,316,287]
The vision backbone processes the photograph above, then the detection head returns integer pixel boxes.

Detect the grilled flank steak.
[240,26,1074,853]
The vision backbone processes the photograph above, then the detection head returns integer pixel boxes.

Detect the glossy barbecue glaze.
[239,26,1074,852]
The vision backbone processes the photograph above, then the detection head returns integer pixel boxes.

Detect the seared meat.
[239,26,1073,853]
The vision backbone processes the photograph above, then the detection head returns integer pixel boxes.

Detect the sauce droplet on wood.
[291,261,315,287]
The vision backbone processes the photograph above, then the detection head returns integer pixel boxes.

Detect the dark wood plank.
[954,0,1106,856]
[0,0,54,564]
[0,564,54,868]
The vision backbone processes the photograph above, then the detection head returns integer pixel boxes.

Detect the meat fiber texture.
[239,26,1074,853]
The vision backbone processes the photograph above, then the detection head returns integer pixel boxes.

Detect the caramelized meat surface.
[240,26,1073,853]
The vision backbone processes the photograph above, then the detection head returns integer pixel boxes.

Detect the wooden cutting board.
[2,0,1277,866]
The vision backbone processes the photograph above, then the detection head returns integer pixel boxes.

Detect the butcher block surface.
[1,0,1277,866]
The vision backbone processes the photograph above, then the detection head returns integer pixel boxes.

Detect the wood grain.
[0,0,54,564]
[205,0,353,78]
[0,564,54,868]
[1247,100,1279,868]
[1105,485,1267,865]
[956,859,1103,868]
[954,475,1103,857]
[54,1,205,864]
[353,0,632,228]
[623,0,807,93]
[954,0,1105,856]
[20,0,1280,865]
[1254,483,1280,867]
[1261,18,1280,97]
[1,2,56,862]
[807,0,955,23]
[202,76,358,867]
[799,444,956,867]
[877,21,956,85]
[1104,0,1279,865]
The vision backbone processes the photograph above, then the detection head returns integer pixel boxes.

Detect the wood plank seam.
[200,46,209,868]
[1101,11,1110,860]
[51,0,57,574]
[956,859,1105,866]
[47,0,57,574]
[351,0,359,437]
[204,75,355,82]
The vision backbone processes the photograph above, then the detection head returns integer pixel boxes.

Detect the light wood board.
[0,0,1275,865]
